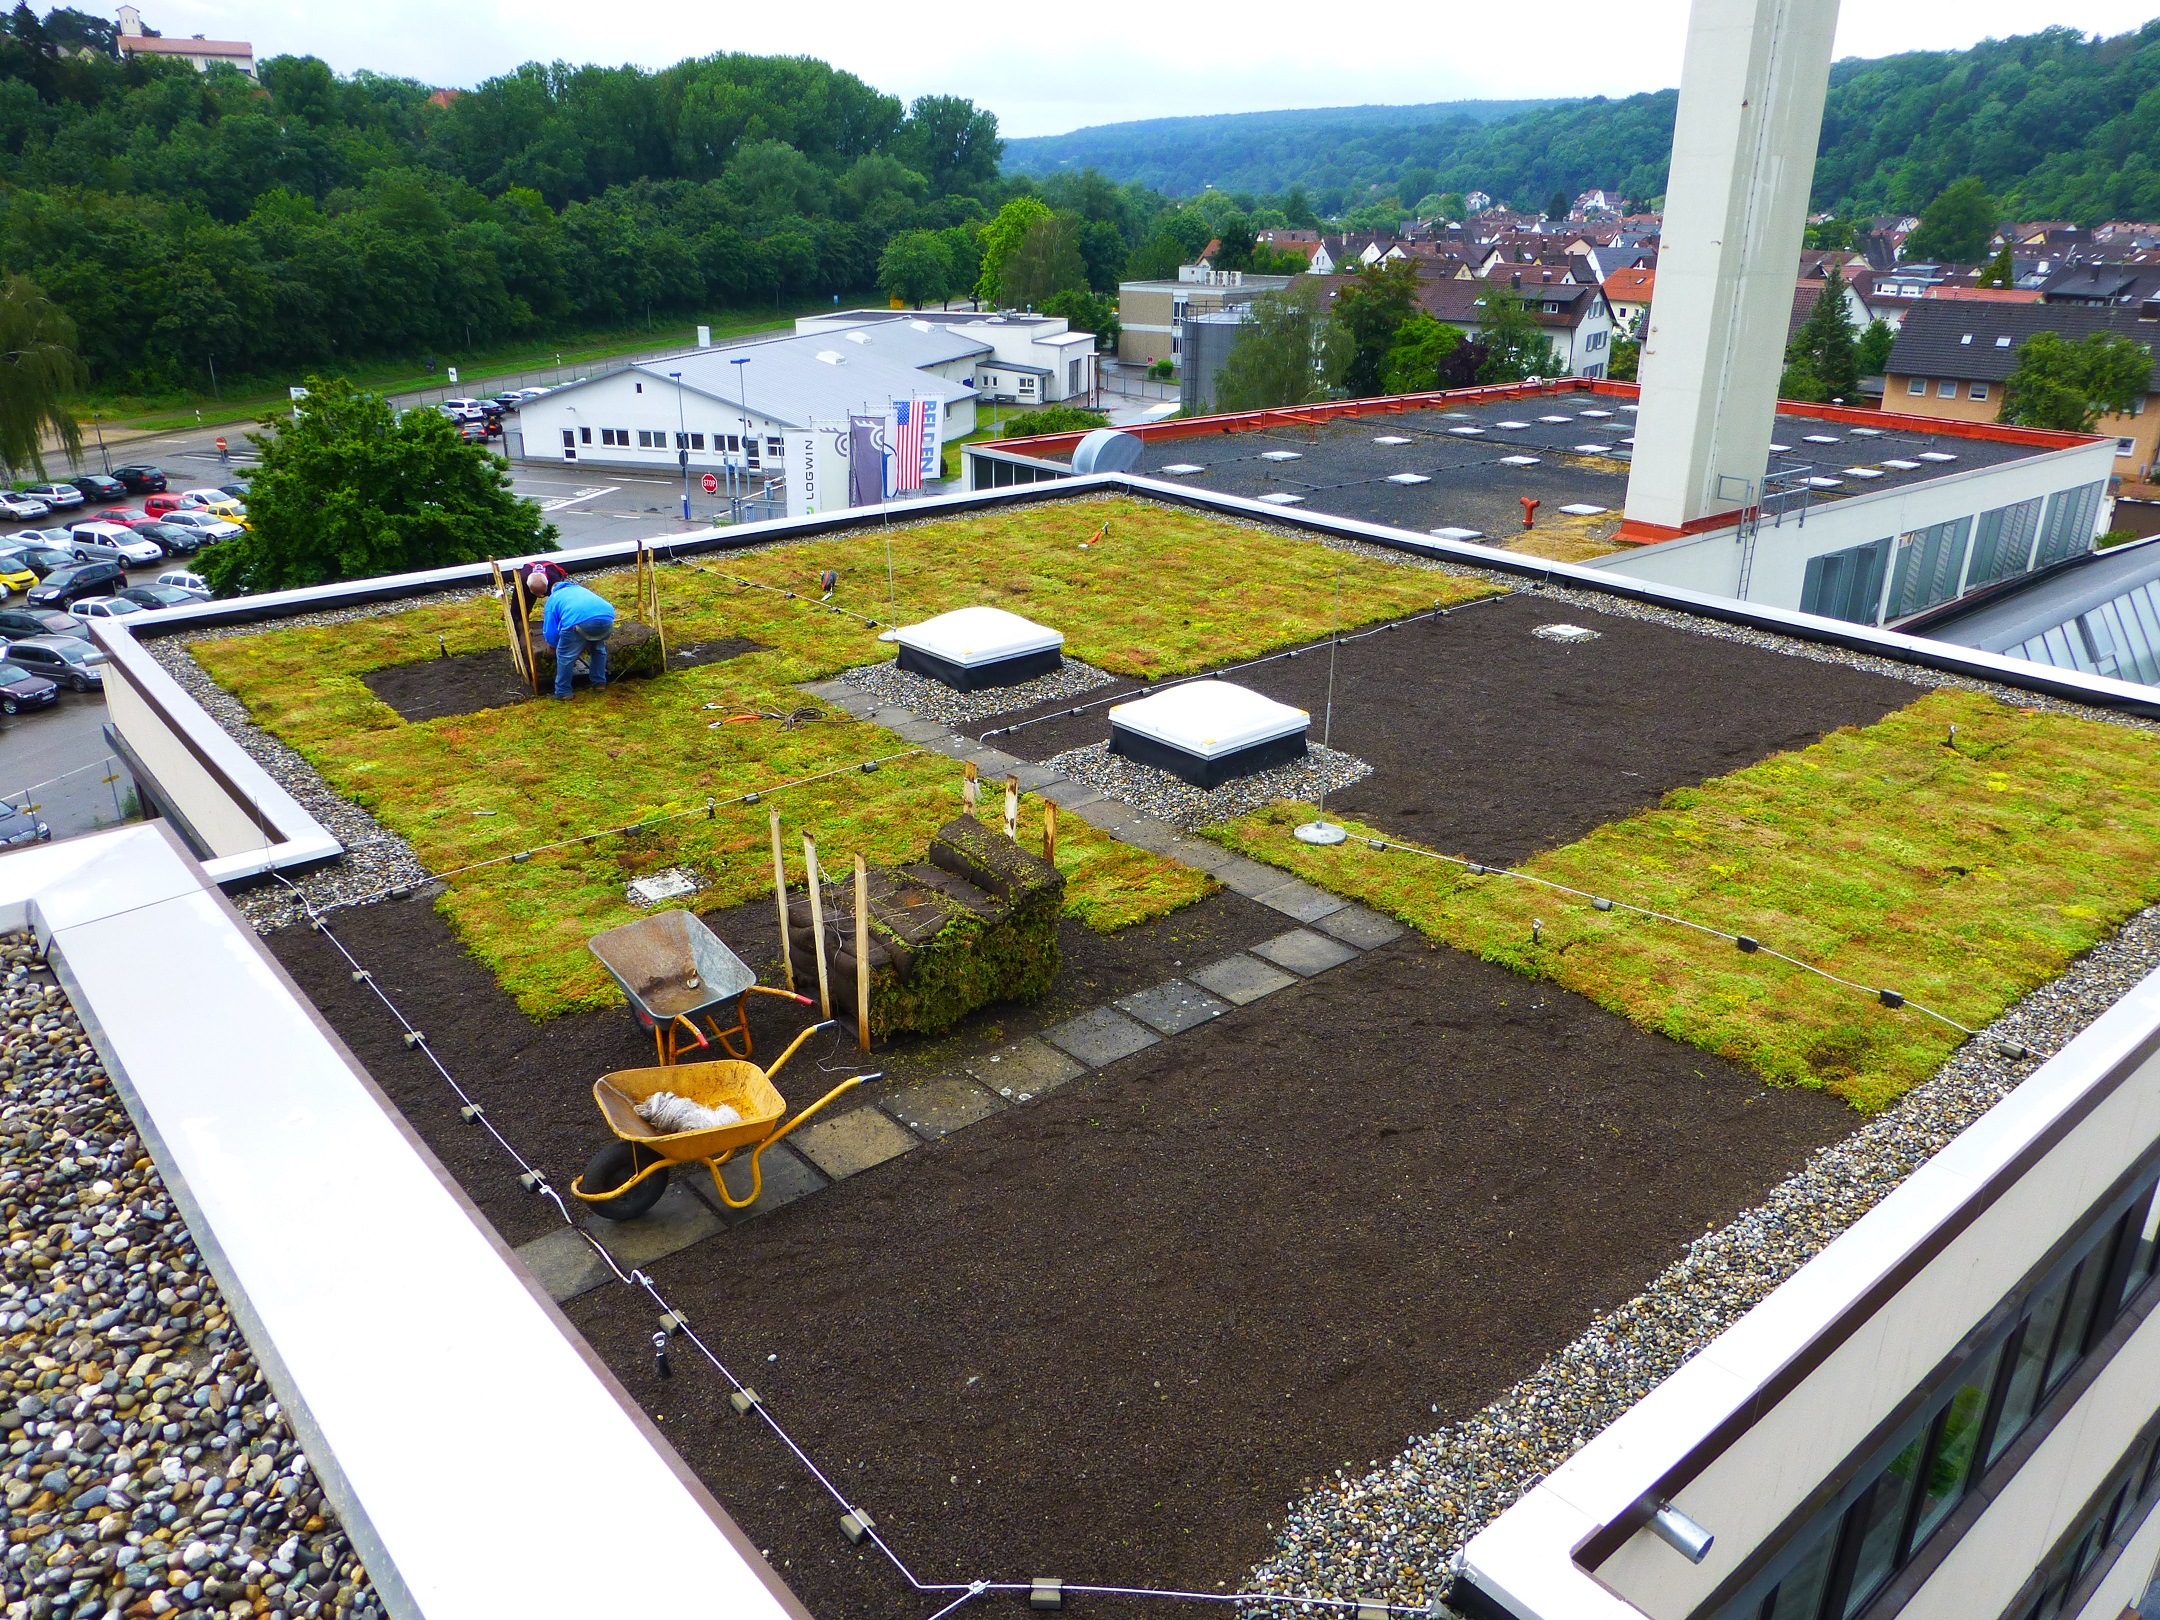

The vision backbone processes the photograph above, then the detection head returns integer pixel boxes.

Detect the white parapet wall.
[0,824,809,1620]
[1460,951,2160,1620]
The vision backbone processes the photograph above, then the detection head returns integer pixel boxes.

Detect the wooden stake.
[963,759,979,814]
[1003,774,1019,841]
[853,854,871,1053]
[770,809,793,993]
[803,833,831,1018]
[1042,798,1058,868]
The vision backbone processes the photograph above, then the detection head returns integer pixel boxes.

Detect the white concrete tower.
[1623,0,1843,535]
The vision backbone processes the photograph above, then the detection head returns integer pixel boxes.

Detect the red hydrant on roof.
[1520,496,1540,530]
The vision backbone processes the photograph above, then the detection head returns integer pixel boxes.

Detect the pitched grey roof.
[1884,299,2160,390]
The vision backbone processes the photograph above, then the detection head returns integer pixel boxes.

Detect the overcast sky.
[131,1,2160,138]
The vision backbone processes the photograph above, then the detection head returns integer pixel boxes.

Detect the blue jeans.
[553,617,612,698]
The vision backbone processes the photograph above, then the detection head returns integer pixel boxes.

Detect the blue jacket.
[542,582,614,643]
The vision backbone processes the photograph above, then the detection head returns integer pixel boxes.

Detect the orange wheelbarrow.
[568,1020,878,1221]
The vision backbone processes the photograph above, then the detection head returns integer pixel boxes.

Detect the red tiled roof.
[1604,267,1655,304]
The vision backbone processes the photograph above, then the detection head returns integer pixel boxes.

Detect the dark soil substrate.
[967,592,1919,864]
[267,885,1289,1247]
[560,937,1853,1618]
[275,898,1854,1619]
[361,636,766,723]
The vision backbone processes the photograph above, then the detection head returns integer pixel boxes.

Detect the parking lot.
[0,689,134,840]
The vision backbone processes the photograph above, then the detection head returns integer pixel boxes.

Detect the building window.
[634,382,642,393]
[2119,438,2137,456]
[1938,380,1957,398]
[1971,383,1989,401]
[726,434,741,453]
[579,427,591,444]
[635,430,653,448]
[1997,335,2014,347]
[690,433,705,450]
[766,437,782,458]
[1908,378,1928,396]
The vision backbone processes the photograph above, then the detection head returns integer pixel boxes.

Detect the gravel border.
[1,933,383,1620]
[1242,901,2160,1615]
[839,656,1117,728]
[1045,740,1373,831]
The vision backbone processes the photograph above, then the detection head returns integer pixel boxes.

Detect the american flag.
[892,397,926,491]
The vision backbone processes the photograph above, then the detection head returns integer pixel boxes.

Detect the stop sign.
[700,472,719,494]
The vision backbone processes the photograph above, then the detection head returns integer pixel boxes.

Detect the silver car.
[4,634,105,691]
[158,511,244,543]
[0,493,52,521]
[20,483,83,509]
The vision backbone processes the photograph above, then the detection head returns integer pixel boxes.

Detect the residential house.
[2043,264,2160,308]
[1464,190,1492,213]
[1604,267,1655,338]
[1413,271,1616,377]
[1884,300,2160,480]
[117,28,254,77]
[1308,234,1409,274]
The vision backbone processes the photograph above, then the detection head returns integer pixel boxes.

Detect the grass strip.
[1205,689,2160,1110]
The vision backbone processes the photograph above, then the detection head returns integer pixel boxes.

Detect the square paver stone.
[1115,978,1231,1035]
[714,1142,827,1220]
[1189,952,1300,1007]
[790,1106,922,1180]
[1311,905,1407,949]
[1041,1005,1161,1067]
[965,1037,1086,1102]
[1251,928,1361,977]
[575,1180,728,1270]
[515,1227,612,1304]
[882,1074,1007,1140]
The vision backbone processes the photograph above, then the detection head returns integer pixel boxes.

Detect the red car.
[143,493,184,518]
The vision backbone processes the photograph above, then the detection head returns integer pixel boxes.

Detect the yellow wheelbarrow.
[568,1020,878,1221]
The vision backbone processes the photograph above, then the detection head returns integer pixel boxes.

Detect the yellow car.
[0,555,36,601]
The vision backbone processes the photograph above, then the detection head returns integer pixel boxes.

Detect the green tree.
[1904,177,1997,263]
[1325,259,1421,398]
[1782,267,1860,401]
[1474,285,1561,383]
[1281,186,1320,230]
[1435,191,1468,222]
[1804,217,1856,250]
[1000,213,1087,308]
[1545,190,1569,219]
[1976,244,2015,288]
[2000,330,2154,432]
[1608,333,1640,382]
[1379,313,1465,393]
[0,275,82,481]
[878,229,953,307]
[1040,287,1118,351]
[998,404,1109,436]
[202,377,552,596]
[1856,317,1894,375]
[1211,280,1330,412]
[974,197,1054,305]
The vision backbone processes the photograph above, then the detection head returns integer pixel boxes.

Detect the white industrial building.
[796,307,1099,406]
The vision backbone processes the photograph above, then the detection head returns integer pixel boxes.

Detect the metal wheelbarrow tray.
[569,1021,877,1219]
[588,908,809,1065]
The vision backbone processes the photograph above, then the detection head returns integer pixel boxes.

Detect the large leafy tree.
[1904,178,1997,263]
[973,197,1054,306]
[1211,280,1330,412]
[1379,313,1467,394]
[878,230,954,307]
[2000,331,2153,433]
[0,274,81,481]
[1782,267,1860,402]
[1472,285,1561,383]
[1000,214,1087,308]
[1039,287,1118,351]
[202,377,553,595]
[1325,260,1421,398]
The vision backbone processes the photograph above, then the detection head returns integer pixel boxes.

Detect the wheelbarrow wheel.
[580,1142,670,1221]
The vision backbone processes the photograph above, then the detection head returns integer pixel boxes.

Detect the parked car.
[441,396,485,415]
[0,544,79,578]
[68,523,164,567]
[20,483,82,509]
[457,419,490,443]
[0,607,88,641]
[155,570,211,601]
[5,634,103,691]
[70,473,126,503]
[142,493,183,518]
[111,464,168,494]
[70,596,147,625]
[0,493,53,521]
[130,521,202,557]
[0,656,58,714]
[27,561,126,608]
[179,493,248,525]
[0,554,33,600]
[218,480,250,500]
[119,582,201,611]
[0,800,50,847]
[157,511,243,543]
[78,509,150,529]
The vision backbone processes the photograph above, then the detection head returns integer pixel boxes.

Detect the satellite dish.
[1072,429,1143,475]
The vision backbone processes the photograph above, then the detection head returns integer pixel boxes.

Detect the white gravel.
[839,656,1116,728]
[1045,740,1372,830]
[1,932,382,1620]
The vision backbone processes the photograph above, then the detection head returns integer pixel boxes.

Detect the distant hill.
[1001,100,1557,198]
[1002,20,2160,224]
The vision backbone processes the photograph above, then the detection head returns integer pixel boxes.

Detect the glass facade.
[1800,539,1891,625]
[1886,517,1974,620]
[1729,1169,2160,1620]
[1968,497,2045,589]
[2034,484,2106,571]
[2010,577,2160,687]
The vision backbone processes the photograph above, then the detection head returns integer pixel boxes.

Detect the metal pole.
[92,413,108,474]
[732,357,751,489]
[671,369,689,522]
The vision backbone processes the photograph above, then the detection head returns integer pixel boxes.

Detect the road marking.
[540,486,618,511]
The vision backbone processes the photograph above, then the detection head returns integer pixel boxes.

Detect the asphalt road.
[0,690,137,841]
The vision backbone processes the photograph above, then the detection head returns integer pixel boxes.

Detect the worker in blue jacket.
[529,567,616,700]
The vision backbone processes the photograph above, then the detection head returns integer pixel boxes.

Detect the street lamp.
[670,369,690,522]
[732,356,752,512]
[91,411,109,474]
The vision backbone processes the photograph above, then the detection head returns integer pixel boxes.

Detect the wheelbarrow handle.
[710,1071,864,1210]
[747,986,816,1006]
[763,1018,838,1083]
